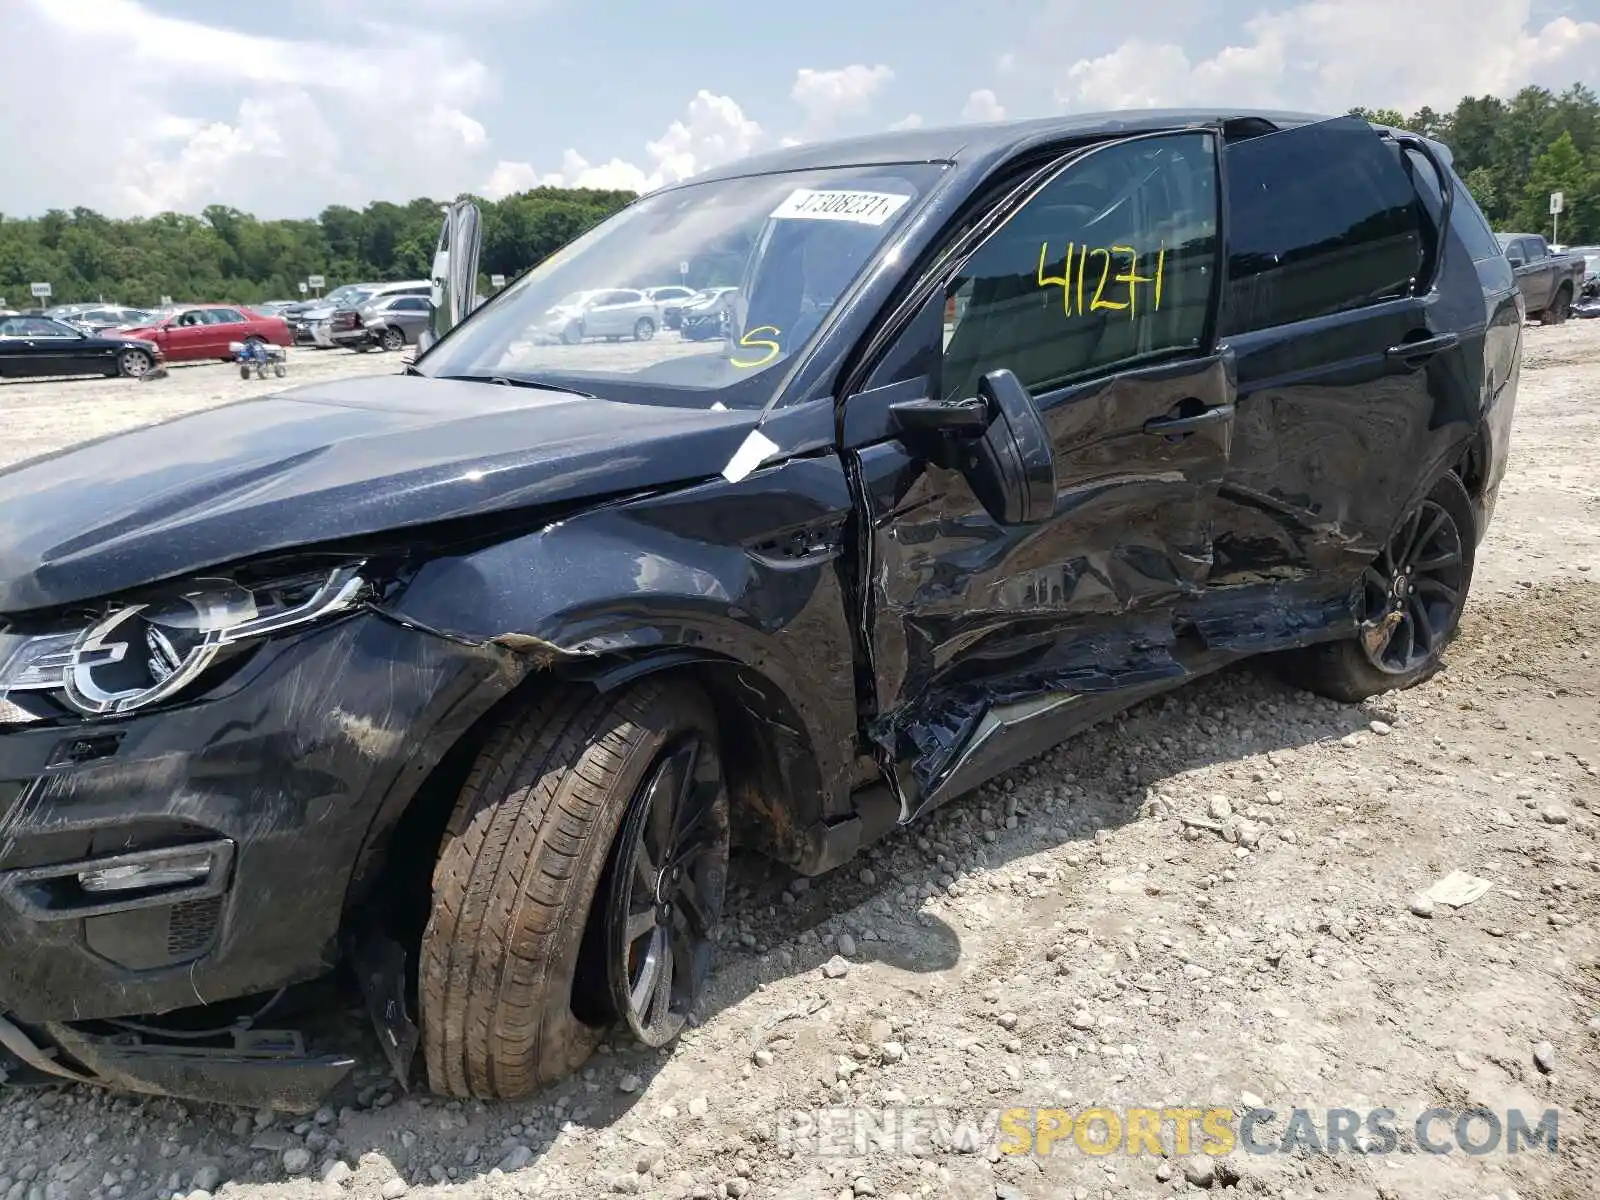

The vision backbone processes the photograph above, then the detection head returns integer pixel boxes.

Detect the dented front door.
[855,130,1233,815]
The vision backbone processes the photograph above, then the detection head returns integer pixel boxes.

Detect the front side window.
[1,317,71,337]
[418,164,943,408]
[941,132,1219,401]
[206,309,245,324]
[1222,116,1424,334]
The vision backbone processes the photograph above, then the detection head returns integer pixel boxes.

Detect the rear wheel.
[379,326,406,352]
[419,678,727,1099]
[1541,284,1572,325]
[633,317,656,342]
[1280,472,1475,702]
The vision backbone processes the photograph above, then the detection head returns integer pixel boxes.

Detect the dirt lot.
[0,329,1596,1200]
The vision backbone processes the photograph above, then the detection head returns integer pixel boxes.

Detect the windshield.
[319,285,366,306]
[418,164,944,407]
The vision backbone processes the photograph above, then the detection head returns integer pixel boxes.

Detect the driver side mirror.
[890,368,1057,526]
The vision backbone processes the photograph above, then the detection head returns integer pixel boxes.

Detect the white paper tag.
[722,429,780,483]
[769,189,912,227]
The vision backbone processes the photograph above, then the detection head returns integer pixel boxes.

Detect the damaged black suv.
[0,110,1519,1109]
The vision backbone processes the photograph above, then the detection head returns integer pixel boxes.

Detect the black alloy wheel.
[1358,497,1467,675]
[605,735,728,1048]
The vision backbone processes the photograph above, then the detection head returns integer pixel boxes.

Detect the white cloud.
[889,113,925,130]
[790,64,896,133]
[1,0,494,217]
[482,90,764,199]
[961,89,1007,123]
[1040,0,1600,114]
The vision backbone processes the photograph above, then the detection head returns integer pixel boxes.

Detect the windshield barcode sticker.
[769,189,912,226]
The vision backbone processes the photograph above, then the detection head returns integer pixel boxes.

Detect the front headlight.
[0,564,366,723]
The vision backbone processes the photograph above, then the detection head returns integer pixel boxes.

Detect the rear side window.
[1447,173,1504,264]
[1221,116,1424,334]
[1402,149,1506,267]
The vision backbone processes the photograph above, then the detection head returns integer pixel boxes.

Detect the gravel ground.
[0,327,1596,1200]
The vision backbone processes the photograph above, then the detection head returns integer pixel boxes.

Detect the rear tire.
[633,317,656,342]
[380,326,406,352]
[1279,472,1475,702]
[1541,285,1572,325]
[419,678,724,1100]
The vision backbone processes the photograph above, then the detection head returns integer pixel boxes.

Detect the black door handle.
[1143,404,1234,436]
[1385,332,1460,362]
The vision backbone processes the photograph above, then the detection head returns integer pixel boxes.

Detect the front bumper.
[0,610,511,1029]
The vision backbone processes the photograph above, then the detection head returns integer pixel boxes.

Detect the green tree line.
[1352,82,1600,242]
[5,81,1600,308]
[0,188,637,308]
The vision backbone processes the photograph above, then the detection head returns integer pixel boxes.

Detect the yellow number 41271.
[1036,242,1166,318]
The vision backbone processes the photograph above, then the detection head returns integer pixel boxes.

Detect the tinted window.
[942,132,1218,400]
[206,308,246,324]
[1221,116,1424,334]
[393,297,429,311]
[1,317,66,336]
[1449,177,1507,264]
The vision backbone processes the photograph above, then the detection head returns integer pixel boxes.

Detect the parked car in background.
[330,294,433,351]
[279,285,364,320]
[1495,232,1585,323]
[116,304,291,363]
[538,288,662,343]
[0,314,162,378]
[677,286,739,340]
[254,301,298,318]
[1564,245,1600,292]
[293,281,430,347]
[65,306,153,333]
[643,284,700,329]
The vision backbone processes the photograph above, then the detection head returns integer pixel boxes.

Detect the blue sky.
[2,0,1598,218]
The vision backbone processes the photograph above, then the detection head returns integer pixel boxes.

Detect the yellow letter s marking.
[730,325,782,369]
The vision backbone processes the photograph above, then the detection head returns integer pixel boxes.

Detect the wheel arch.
[339,645,835,949]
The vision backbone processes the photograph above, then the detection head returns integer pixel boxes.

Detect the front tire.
[117,349,152,378]
[1281,472,1475,702]
[420,679,726,1100]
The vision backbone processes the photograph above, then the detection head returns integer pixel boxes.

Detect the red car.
[117,304,292,363]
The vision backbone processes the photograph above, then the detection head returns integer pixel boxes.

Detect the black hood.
[0,374,761,613]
